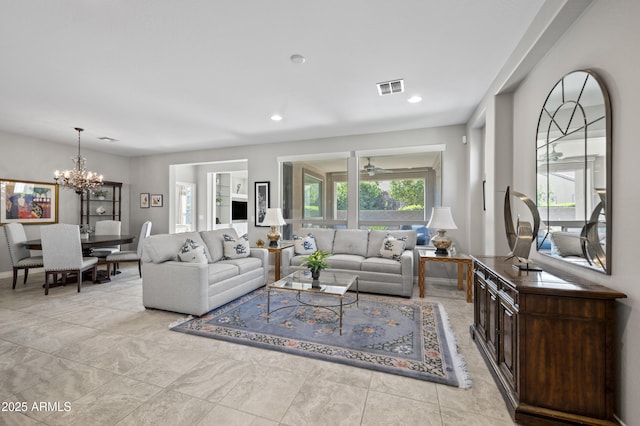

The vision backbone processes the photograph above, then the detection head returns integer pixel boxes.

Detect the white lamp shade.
[261,208,286,226]
[427,207,458,230]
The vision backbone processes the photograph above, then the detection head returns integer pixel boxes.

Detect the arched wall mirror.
[536,70,611,274]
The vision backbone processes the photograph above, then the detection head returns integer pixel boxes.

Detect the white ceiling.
[0,0,547,157]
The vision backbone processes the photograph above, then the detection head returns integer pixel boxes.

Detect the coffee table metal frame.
[266,270,359,335]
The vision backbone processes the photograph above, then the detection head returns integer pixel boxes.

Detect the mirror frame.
[535,69,612,274]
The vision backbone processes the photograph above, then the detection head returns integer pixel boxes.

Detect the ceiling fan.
[361,157,392,176]
[539,143,563,162]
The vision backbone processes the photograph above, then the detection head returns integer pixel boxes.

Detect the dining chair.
[4,223,44,289]
[41,224,98,295]
[91,220,122,257]
[106,221,152,278]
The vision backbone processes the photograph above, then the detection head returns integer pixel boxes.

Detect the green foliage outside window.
[336,179,425,211]
[359,181,384,210]
[389,180,424,206]
[336,182,348,210]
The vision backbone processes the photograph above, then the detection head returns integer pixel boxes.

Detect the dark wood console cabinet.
[470,256,626,425]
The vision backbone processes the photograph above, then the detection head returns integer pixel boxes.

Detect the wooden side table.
[267,243,293,281]
[418,250,473,302]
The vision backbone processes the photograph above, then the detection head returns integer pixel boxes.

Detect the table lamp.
[427,207,458,255]
[262,207,286,247]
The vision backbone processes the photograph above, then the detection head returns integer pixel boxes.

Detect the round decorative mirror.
[536,70,611,274]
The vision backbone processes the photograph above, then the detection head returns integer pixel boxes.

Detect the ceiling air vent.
[377,79,404,96]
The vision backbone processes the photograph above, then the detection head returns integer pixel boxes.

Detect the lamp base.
[431,229,452,256]
[267,226,280,247]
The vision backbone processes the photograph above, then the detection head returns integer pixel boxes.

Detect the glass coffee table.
[266,270,359,335]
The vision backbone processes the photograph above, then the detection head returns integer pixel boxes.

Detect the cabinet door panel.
[499,298,517,391]
[474,274,488,339]
[486,286,498,359]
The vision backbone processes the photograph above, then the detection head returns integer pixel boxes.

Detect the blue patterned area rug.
[170,288,471,388]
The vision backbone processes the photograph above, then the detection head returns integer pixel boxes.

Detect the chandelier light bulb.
[53,127,104,194]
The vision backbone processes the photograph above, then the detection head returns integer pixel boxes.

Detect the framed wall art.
[1,178,59,225]
[151,194,163,207]
[140,193,150,208]
[254,181,270,226]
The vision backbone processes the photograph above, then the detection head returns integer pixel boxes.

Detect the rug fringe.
[436,303,473,389]
[168,315,193,329]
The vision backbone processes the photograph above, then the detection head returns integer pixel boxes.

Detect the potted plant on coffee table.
[301,250,330,288]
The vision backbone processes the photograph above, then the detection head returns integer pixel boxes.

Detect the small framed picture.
[254,181,270,226]
[140,193,150,208]
[151,194,163,207]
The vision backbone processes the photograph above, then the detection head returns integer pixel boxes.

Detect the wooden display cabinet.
[470,256,626,425]
[80,181,122,230]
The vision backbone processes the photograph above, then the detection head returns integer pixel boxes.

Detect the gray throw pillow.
[551,232,583,257]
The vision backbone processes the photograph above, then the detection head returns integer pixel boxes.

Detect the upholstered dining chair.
[4,222,44,289]
[105,220,152,278]
[41,224,98,295]
[91,220,122,257]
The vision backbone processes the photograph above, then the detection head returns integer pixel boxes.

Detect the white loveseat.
[141,228,268,316]
[281,228,417,297]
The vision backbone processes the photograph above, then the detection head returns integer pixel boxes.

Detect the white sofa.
[281,228,417,297]
[141,228,268,316]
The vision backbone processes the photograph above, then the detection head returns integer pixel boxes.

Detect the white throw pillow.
[379,235,406,261]
[223,233,251,259]
[178,238,208,263]
[293,233,317,255]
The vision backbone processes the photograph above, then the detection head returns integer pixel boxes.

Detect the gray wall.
[128,125,469,249]
[475,1,639,422]
[0,130,131,273]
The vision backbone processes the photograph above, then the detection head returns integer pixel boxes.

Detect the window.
[281,155,349,238]
[357,153,439,229]
[280,148,442,240]
[303,171,323,219]
[175,182,195,233]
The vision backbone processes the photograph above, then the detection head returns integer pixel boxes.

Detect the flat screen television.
[231,200,248,221]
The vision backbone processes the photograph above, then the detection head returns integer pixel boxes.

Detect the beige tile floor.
[0,266,518,426]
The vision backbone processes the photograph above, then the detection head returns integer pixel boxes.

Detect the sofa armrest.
[400,249,415,297]
[281,246,296,276]
[142,261,209,315]
[250,248,269,285]
[400,249,414,273]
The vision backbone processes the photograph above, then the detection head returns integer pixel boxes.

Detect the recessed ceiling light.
[290,54,306,64]
[408,95,422,103]
[270,114,283,121]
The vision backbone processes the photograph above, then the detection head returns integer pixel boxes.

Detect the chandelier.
[54,127,104,194]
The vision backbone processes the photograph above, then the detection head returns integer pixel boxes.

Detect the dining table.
[24,234,136,283]
[24,234,136,251]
